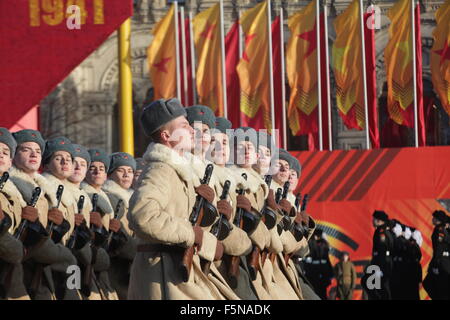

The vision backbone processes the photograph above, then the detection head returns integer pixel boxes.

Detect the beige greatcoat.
[102,179,137,300]
[0,179,29,300]
[9,166,77,300]
[80,181,119,300]
[64,181,104,300]
[127,143,226,300]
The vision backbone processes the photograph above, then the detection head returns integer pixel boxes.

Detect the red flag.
[364,10,380,148]
[306,12,331,151]
[415,4,426,146]
[0,0,133,128]
[225,20,241,128]
[271,16,285,147]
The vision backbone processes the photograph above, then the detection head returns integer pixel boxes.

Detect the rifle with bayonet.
[106,199,128,255]
[202,180,232,274]
[67,195,93,297]
[227,173,247,288]
[46,185,71,244]
[181,164,217,282]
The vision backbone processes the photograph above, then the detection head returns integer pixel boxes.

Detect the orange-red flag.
[237,1,273,131]
[286,1,319,137]
[430,0,450,116]
[384,0,415,126]
[193,4,224,116]
[147,5,176,100]
[332,0,365,130]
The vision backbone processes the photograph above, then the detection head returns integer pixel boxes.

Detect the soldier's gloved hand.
[48,208,64,225]
[90,212,103,228]
[109,219,121,233]
[214,241,224,261]
[294,211,304,224]
[265,189,278,211]
[193,225,203,250]
[74,213,85,226]
[279,199,292,214]
[217,200,232,221]
[22,206,39,222]
[236,195,251,212]
[300,211,310,226]
[194,184,215,203]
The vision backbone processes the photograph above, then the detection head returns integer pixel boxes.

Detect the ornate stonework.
[39,0,448,154]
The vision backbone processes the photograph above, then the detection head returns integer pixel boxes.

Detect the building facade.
[39,0,449,156]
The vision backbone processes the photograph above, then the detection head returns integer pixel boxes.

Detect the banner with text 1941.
[0,0,133,128]
[291,146,450,300]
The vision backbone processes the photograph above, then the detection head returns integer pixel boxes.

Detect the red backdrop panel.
[0,0,133,128]
[290,146,450,299]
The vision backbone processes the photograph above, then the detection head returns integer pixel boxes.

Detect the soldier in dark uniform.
[402,226,422,300]
[364,210,394,300]
[390,219,408,300]
[423,210,450,300]
[304,229,333,300]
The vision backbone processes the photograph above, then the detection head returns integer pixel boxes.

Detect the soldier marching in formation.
[0,97,446,300]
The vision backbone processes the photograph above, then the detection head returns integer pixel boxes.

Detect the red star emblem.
[124,155,129,159]
[434,41,450,65]
[200,22,216,39]
[297,22,317,58]
[31,133,36,137]
[95,152,100,156]
[153,57,171,73]
[242,33,257,62]
[60,141,66,145]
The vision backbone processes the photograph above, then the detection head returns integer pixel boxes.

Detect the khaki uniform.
[80,182,118,300]
[0,179,29,300]
[127,143,225,300]
[9,166,77,300]
[102,179,137,300]
[334,260,357,300]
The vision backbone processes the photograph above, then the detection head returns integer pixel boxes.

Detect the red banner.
[291,146,450,299]
[0,0,133,128]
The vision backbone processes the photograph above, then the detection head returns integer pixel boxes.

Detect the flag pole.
[238,9,243,127]
[174,1,182,101]
[411,0,419,148]
[238,9,243,60]
[323,2,333,151]
[316,0,323,151]
[220,0,228,118]
[189,11,197,104]
[280,7,287,150]
[118,18,134,155]
[359,0,371,149]
[180,5,189,105]
[267,0,276,137]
